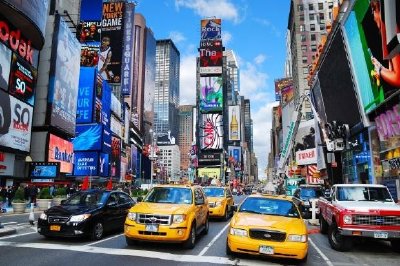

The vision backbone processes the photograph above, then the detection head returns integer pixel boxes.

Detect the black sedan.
[37,189,135,240]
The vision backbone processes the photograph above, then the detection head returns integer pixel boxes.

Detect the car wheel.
[224,207,230,221]
[328,222,352,251]
[203,216,209,235]
[391,239,400,253]
[319,215,328,234]
[226,239,233,256]
[183,223,196,249]
[126,237,137,246]
[91,221,104,240]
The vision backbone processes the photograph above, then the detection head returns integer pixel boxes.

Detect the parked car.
[226,194,308,262]
[203,186,235,220]
[37,189,135,240]
[124,184,209,249]
[292,184,324,219]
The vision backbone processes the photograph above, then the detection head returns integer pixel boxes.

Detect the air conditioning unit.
[334,139,345,151]
[326,140,335,151]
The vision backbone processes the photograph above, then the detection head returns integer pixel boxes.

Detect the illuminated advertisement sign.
[130,145,138,177]
[197,168,220,179]
[48,133,74,174]
[72,124,103,151]
[101,80,111,128]
[80,43,100,67]
[375,103,400,143]
[99,1,125,84]
[48,15,81,136]
[99,152,110,177]
[0,90,33,152]
[200,19,221,40]
[198,152,220,164]
[294,119,317,165]
[102,126,112,154]
[73,151,99,176]
[199,40,223,74]
[121,2,135,95]
[111,136,121,178]
[228,146,242,171]
[29,162,59,178]
[76,67,95,123]
[200,113,223,150]
[274,78,293,106]
[0,152,15,176]
[199,76,223,112]
[0,42,11,91]
[228,106,241,141]
[344,0,400,114]
[8,53,37,105]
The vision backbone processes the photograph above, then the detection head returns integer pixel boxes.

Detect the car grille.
[137,214,171,225]
[48,216,69,224]
[249,229,286,242]
[352,215,400,226]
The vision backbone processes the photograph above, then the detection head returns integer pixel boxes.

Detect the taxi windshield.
[203,187,225,197]
[239,197,300,218]
[144,187,193,204]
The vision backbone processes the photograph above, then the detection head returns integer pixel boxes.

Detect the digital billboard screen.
[200,113,223,150]
[199,40,223,74]
[72,124,103,151]
[228,106,241,141]
[73,151,99,176]
[199,76,223,112]
[99,152,110,177]
[29,162,59,178]
[76,67,95,124]
[200,19,221,40]
[111,135,121,178]
[0,42,11,91]
[48,133,74,174]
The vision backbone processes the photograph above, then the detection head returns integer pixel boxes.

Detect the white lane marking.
[86,233,123,246]
[309,237,334,266]
[0,231,37,239]
[1,222,17,225]
[198,222,230,256]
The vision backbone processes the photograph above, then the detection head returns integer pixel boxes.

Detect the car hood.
[232,213,306,234]
[45,204,101,216]
[132,202,192,214]
[340,201,400,212]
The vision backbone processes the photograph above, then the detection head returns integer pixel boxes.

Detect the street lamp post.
[149,129,158,188]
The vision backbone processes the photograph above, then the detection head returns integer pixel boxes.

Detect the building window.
[298,4,304,11]
[309,13,315,20]
[301,45,307,52]
[311,34,316,41]
[302,56,308,64]
[299,24,305,32]
[319,13,325,21]
[303,67,309,74]
[300,15,304,22]
[310,24,316,31]
[309,3,314,10]
[318,2,324,10]
[311,44,317,52]
[301,34,306,42]
[320,23,325,31]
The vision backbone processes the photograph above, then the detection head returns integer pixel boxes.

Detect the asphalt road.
[0,195,399,266]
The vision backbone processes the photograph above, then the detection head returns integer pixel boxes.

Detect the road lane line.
[0,231,37,239]
[198,222,230,256]
[86,233,123,246]
[1,222,17,225]
[309,237,334,266]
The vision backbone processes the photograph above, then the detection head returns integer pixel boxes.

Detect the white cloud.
[175,0,241,23]
[222,31,232,45]
[239,61,269,101]
[254,54,266,65]
[179,54,197,105]
[168,31,186,44]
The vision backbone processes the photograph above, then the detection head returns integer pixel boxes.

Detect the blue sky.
[136,0,290,179]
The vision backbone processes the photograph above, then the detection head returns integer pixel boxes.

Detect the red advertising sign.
[199,40,222,74]
[48,133,74,174]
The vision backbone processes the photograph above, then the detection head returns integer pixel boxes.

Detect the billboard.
[294,119,317,165]
[102,126,112,153]
[99,152,110,177]
[0,90,33,152]
[199,40,223,74]
[0,42,11,91]
[0,152,15,176]
[200,19,221,40]
[197,168,220,179]
[121,2,135,95]
[228,106,241,141]
[228,146,242,171]
[199,76,223,112]
[76,67,96,123]
[48,15,81,136]
[274,78,292,102]
[375,103,400,143]
[200,113,223,150]
[98,1,125,84]
[29,162,59,178]
[72,124,103,151]
[343,0,400,114]
[111,135,121,178]
[48,133,74,174]
[73,151,99,176]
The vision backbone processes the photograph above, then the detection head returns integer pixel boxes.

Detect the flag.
[106,177,113,190]
[82,176,89,190]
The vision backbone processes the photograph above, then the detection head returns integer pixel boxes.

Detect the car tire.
[203,216,209,235]
[226,239,233,256]
[126,237,137,246]
[183,223,196,249]
[91,221,104,241]
[299,253,308,263]
[391,239,400,253]
[319,215,328,234]
[328,222,352,251]
[224,207,230,221]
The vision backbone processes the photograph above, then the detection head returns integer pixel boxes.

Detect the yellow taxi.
[226,194,308,262]
[124,184,209,249]
[203,186,234,220]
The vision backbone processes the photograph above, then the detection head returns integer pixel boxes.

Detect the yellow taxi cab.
[203,186,234,220]
[124,184,209,249]
[226,193,308,262]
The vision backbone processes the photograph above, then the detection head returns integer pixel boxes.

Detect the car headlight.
[216,201,223,206]
[230,228,248,237]
[127,212,137,221]
[172,214,186,223]
[343,215,352,224]
[287,234,307,242]
[69,214,91,222]
[39,212,47,220]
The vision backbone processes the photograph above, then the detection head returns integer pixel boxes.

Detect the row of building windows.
[297,2,333,12]
[299,23,326,32]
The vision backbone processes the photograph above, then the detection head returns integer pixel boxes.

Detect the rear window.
[300,188,323,199]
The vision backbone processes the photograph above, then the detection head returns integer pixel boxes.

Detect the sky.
[136,0,290,179]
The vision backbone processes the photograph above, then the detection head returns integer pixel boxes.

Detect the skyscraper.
[179,105,194,172]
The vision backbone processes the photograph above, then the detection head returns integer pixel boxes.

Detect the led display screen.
[199,76,223,112]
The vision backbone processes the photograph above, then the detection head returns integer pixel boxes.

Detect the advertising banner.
[111,135,121,178]
[0,90,33,152]
[76,67,96,124]
[228,106,241,141]
[72,124,103,151]
[121,2,135,95]
[73,151,99,176]
[375,103,400,143]
[228,146,242,171]
[197,168,220,179]
[99,1,125,84]
[274,78,293,103]
[48,133,74,174]
[199,40,223,74]
[130,145,138,178]
[0,152,15,176]
[102,126,112,154]
[294,119,317,165]
[200,113,223,150]
[48,15,81,136]
[29,162,59,178]
[99,152,110,177]
[200,19,221,40]
[101,80,111,128]
[111,93,122,119]
[80,43,100,67]
[198,152,220,164]
[199,76,223,112]
[0,42,11,91]
[110,115,123,138]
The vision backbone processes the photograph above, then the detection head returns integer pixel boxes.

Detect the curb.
[0,227,17,237]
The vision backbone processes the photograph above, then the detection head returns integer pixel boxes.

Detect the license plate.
[259,245,274,255]
[374,232,388,239]
[145,224,158,232]
[50,225,61,231]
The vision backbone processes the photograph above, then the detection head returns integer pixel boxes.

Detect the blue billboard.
[99,152,110,177]
[72,124,102,151]
[102,126,112,154]
[101,80,111,128]
[76,67,95,124]
[73,151,99,176]
[29,162,59,178]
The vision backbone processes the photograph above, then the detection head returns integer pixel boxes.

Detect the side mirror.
[136,196,143,202]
